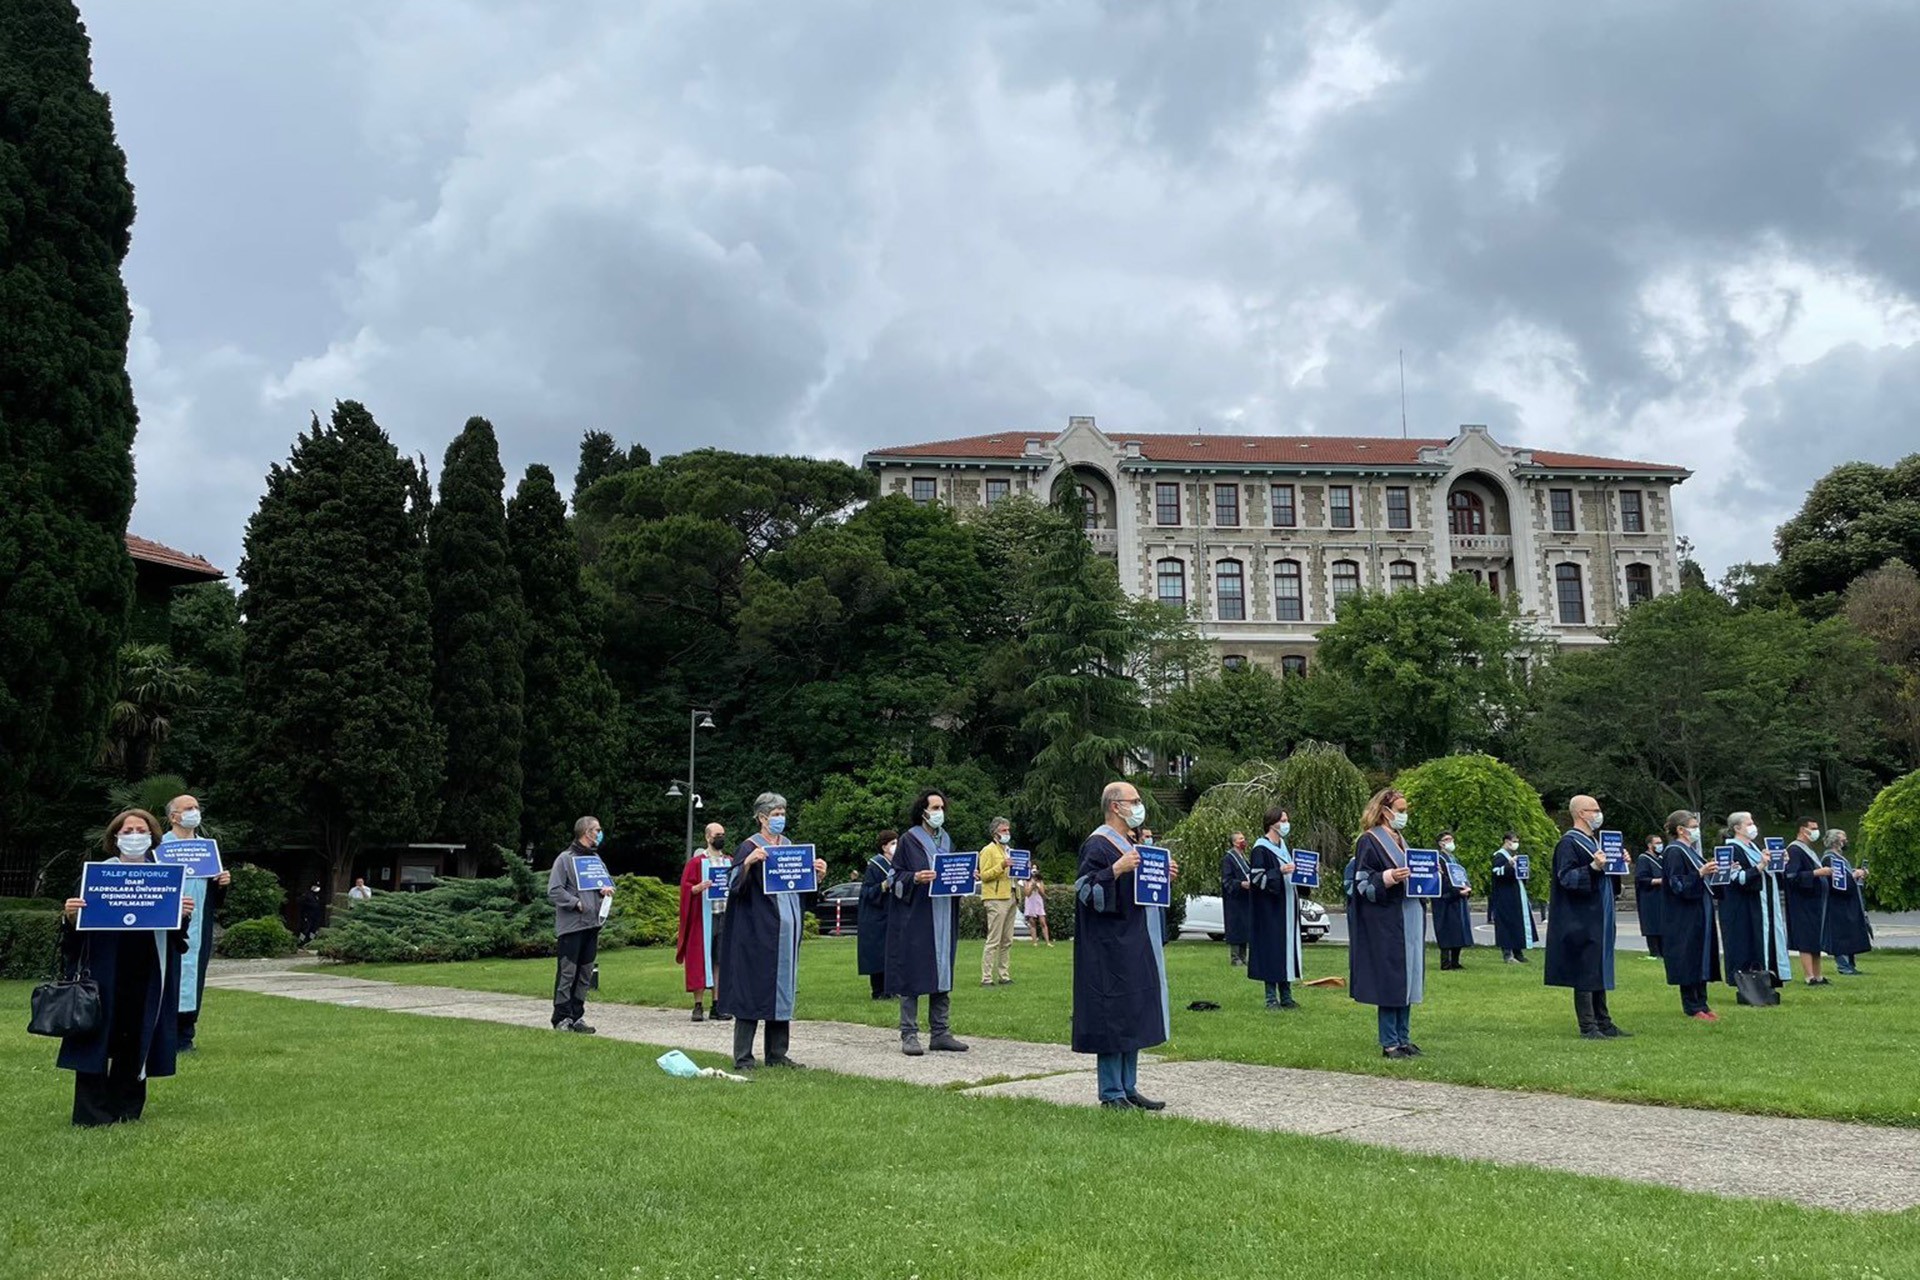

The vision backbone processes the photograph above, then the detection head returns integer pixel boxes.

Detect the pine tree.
[507,463,621,850]
[573,429,650,501]
[237,402,443,889]
[0,0,140,874]
[428,417,526,858]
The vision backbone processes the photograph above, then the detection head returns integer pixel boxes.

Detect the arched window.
[1156,559,1186,608]
[1273,559,1304,622]
[1555,563,1586,624]
[1331,559,1361,601]
[1280,654,1308,678]
[1388,560,1417,592]
[1079,484,1099,529]
[1216,559,1246,621]
[1448,490,1486,536]
[1624,562,1654,606]
[1222,654,1250,671]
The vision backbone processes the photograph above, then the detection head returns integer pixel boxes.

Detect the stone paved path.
[207,966,1920,1214]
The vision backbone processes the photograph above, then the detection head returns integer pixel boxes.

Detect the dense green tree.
[506,463,622,851]
[1166,742,1371,895]
[1859,768,1920,911]
[1718,561,1791,612]
[573,429,651,502]
[795,750,1010,881]
[428,418,526,858]
[1676,536,1711,595]
[1842,561,1920,770]
[1162,663,1301,766]
[99,642,201,780]
[1774,456,1920,613]
[159,581,246,799]
[1392,753,1560,891]
[237,402,443,891]
[1312,578,1545,769]
[0,0,140,876]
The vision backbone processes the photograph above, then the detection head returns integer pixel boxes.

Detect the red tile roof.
[866,431,1685,473]
[125,534,224,578]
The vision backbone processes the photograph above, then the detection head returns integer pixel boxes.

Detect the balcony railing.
[1449,533,1512,556]
[1085,528,1119,554]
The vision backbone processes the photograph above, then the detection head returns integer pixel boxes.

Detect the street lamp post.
[665,709,716,862]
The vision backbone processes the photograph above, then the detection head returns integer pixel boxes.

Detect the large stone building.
[863,417,1690,670]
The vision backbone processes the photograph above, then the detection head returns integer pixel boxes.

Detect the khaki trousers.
[982,898,1017,982]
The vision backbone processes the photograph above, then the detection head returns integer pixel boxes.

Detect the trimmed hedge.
[0,908,62,980]
[959,886,1079,943]
[1860,769,1920,911]
[218,864,286,928]
[0,897,62,914]
[216,915,298,959]
[608,874,677,948]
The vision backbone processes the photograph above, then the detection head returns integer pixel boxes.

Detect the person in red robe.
[676,822,733,1022]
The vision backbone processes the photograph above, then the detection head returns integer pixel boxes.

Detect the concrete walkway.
[207,966,1920,1214]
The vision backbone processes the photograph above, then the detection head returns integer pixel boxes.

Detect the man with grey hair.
[978,814,1017,986]
[160,792,230,1051]
[717,793,827,1069]
[550,816,613,1032]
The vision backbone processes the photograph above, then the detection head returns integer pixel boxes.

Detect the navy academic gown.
[1633,852,1665,944]
[1220,847,1252,947]
[1432,854,1474,950]
[1348,827,1425,1008]
[1246,837,1301,983]
[1487,850,1538,952]
[1070,825,1170,1055]
[54,914,188,1080]
[715,834,807,1021]
[1822,855,1873,956]
[1544,829,1618,992]
[1781,842,1827,953]
[885,826,959,998]
[1719,842,1789,984]
[1659,843,1722,986]
[857,853,891,978]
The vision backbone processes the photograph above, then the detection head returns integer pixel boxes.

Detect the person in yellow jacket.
[979,816,1018,986]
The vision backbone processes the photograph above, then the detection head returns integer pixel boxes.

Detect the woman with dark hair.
[1658,810,1721,1020]
[1433,831,1474,971]
[885,790,969,1056]
[1348,787,1426,1058]
[1246,805,1301,1010]
[858,830,897,999]
[54,809,194,1126]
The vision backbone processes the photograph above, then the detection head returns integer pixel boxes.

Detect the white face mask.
[1743,824,1759,842]
[883,844,897,858]
[179,808,202,830]
[926,809,945,830]
[997,831,1011,846]
[1126,802,1146,828]
[1439,840,1455,855]
[1504,841,1518,852]
[116,832,152,860]
[1390,811,1408,831]
[1806,828,1821,843]
[1589,811,1605,830]
[1277,821,1291,837]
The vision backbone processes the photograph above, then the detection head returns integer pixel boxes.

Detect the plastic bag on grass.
[656,1049,750,1082]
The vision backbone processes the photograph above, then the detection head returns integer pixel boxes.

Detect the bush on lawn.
[217,863,287,928]
[958,885,1078,942]
[1392,753,1560,895]
[802,911,821,940]
[0,907,63,980]
[1169,742,1371,895]
[316,850,552,963]
[216,915,298,959]
[607,874,677,948]
[1859,769,1920,911]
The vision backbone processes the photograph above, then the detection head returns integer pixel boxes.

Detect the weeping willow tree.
[1166,742,1370,895]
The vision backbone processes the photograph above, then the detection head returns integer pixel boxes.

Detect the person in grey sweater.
[551,816,614,1032]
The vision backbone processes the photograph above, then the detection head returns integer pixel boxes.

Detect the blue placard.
[154,836,222,879]
[1599,830,1630,877]
[572,854,615,892]
[704,856,731,903]
[1007,849,1033,881]
[764,844,818,894]
[1515,854,1531,881]
[1831,855,1852,892]
[1134,845,1173,908]
[1404,849,1442,899]
[1711,844,1736,886]
[76,861,186,931]
[1289,850,1320,888]
[933,851,979,897]
[1763,837,1787,873]
[1447,860,1470,891]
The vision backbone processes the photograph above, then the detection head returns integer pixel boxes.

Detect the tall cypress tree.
[428,417,526,858]
[237,402,443,889]
[0,0,140,873]
[507,463,620,850]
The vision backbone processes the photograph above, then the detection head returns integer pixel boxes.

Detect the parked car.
[812,881,863,936]
[1182,893,1330,943]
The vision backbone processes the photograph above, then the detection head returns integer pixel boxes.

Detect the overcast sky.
[85,0,1920,581]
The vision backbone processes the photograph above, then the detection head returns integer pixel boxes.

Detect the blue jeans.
[1096,1051,1140,1102]
[1376,1005,1411,1048]
[1264,981,1292,1004]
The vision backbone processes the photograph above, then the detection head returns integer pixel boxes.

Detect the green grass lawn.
[3,984,1916,1279]
[342,937,1920,1127]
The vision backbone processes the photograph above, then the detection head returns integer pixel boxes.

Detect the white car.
[1182,893,1330,943]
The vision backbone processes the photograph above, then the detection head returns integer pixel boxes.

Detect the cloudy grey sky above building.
[88,0,1920,580]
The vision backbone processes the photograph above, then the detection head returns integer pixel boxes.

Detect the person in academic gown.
[1821,829,1873,975]
[1431,833,1474,970]
[1544,795,1628,1039]
[1781,817,1835,985]
[1348,787,1426,1059]
[55,810,193,1126]
[1633,833,1666,960]
[675,822,733,1022]
[1658,811,1721,1019]
[715,792,827,1069]
[1072,781,1178,1108]
[886,791,970,1057]
[1247,808,1302,1008]
[857,830,897,999]
[1718,810,1791,999]
[159,793,230,1051]
[1221,833,1253,967]
[1487,833,1538,962]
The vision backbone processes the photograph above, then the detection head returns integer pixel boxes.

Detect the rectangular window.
[1332,560,1361,599]
[1620,490,1644,532]
[1624,563,1654,605]
[1280,655,1308,677]
[985,479,1010,506]
[1214,483,1240,527]
[1329,485,1354,529]
[1549,488,1575,532]
[1274,561,1303,622]
[1389,561,1417,592]
[911,478,937,505]
[1217,561,1246,621]
[1155,482,1181,526]
[1386,486,1411,530]
[1556,563,1586,624]
[1270,483,1296,528]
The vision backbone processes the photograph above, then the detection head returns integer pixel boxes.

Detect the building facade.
[863,417,1690,671]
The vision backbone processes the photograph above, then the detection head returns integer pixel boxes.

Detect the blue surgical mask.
[593,830,604,847]
[768,815,787,835]
[179,808,202,830]
[1278,821,1291,837]
[926,810,945,830]
[1390,812,1409,831]
[1126,802,1146,828]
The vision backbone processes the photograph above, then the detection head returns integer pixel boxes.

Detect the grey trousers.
[899,990,951,1037]
[733,1018,790,1066]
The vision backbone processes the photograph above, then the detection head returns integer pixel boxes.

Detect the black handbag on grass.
[1733,968,1780,1007]
[28,939,101,1038]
